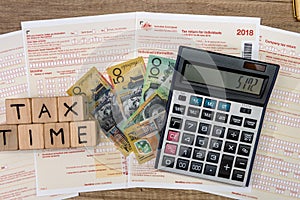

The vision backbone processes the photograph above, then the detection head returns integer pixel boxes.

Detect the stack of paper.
[0,12,299,200]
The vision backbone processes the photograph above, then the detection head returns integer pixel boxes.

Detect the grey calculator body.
[155,46,279,186]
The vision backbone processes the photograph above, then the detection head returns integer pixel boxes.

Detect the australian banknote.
[124,109,165,164]
[106,57,146,121]
[123,91,167,129]
[123,91,167,163]
[67,67,132,156]
[140,55,175,105]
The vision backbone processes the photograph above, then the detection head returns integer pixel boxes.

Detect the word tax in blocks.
[0,96,99,151]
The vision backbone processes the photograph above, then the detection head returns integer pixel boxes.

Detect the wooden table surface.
[0,1,298,199]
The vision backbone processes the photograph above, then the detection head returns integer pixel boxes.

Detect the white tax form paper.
[0,31,78,200]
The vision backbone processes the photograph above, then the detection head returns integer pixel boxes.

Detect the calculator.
[155,46,279,186]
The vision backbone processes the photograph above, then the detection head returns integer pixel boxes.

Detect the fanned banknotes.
[107,57,146,120]
[67,67,132,156]
[124,91,167,164]
[140,55,175,105]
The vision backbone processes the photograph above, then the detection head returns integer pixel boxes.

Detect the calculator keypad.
[157,90,263,186]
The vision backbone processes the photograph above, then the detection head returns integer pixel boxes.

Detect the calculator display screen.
[183,64,264,95]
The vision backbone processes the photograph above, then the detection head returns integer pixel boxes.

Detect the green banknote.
[67,67,132,156]
[140,55,175,105]
[106,57,146,120]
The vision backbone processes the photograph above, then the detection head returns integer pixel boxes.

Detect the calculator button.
[187,107,201,118]
[167,130,180,142]
[204,164,217,176]
[230,115,243,126]
[169,117,182,129]
[206,151,220,163]
[237,144,251,156]
[232,169,245,182]
[172,104,186,115]
[178,95,186,101]
[184,120,198,132]
[244,118,257,129]
[240,107,251,114]
[240,131,254,143]
[162,156,175,168]
[195,136,209,148]
[212,126,225,138]
[218,101,231,112]
[215,112,228,123]
[201,110,214,120]
[218,155,234,179]
[164,143,177,155]
[178,146,192,158]
[190,161,203,174]
[204,98,217,109]
[176,158,189,171]
[189,96,202,106]
[226,129,240,141]
[193,149,206,161]
[224,141,237,154]
[181,133,195,145]
[235,157,248,169]
[209,139,223,151]
[198,123,211,135]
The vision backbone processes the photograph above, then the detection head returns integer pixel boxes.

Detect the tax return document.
[22,12,261,196]
[129,11,260,193]
[22,13,136,196]
[0,31,78,200]
[208,26,300,199]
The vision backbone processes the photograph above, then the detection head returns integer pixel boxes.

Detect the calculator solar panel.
[155,46,280,186]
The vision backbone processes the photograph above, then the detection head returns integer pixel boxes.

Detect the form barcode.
[242,42,253,59]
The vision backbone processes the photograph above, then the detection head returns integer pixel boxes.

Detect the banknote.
[124,111,165,164]
[123,91,167,129]
[123,91,167,163]
[140,55,175,105]
[67,67,132,156]
[106,57,146,120]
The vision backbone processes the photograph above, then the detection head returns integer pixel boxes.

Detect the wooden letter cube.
[44,122,70,149]
[18,124,44,150]
[5,98,32,124]
[0,124,18,151]
[31,97,58,123]
[70,120,98,148]
[57,96,89,122]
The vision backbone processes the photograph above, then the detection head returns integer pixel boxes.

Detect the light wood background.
[0,0,298,199]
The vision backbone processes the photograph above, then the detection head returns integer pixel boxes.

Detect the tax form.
[129,12,262,192]
[0,31,77,200]
[136,12,260,61]
[22,12,136,97]
[0,31,28,123]
[207,26,300,199]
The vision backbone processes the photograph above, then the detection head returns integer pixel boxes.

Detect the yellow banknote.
[67,67,110,113]
[67,67,132,156]
[106,57,146,120]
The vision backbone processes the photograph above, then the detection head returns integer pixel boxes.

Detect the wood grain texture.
[0,0,298,199]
